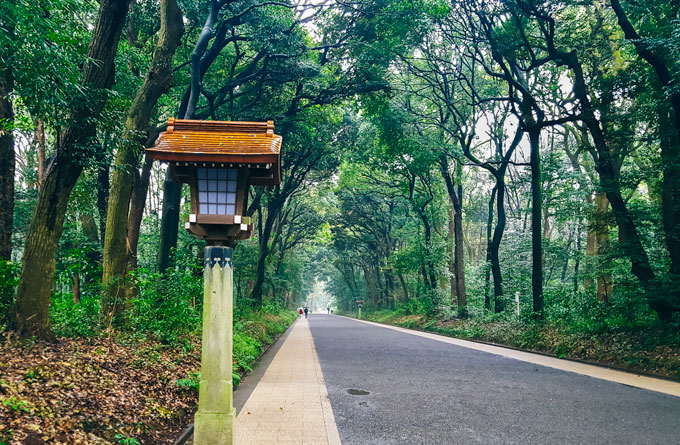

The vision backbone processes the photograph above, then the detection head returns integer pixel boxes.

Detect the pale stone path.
[235,318,341,445]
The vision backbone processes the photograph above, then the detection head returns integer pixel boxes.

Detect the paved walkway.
[311,315,680,444]
[235,318,341,445]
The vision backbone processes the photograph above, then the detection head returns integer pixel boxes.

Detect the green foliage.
[233,332,261,375]
[128,266,203,345]
[0,259,19,328]
[2,396,30,413]
[50,292,101,338]
[175,371,201,392]
[114,433,141,445]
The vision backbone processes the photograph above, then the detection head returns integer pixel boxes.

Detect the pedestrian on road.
[327,306,331,314]
[298,308,303,319]
[304,307,309,319]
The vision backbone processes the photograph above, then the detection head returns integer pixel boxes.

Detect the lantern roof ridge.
[166,118,275,136]
[146,118,282,186]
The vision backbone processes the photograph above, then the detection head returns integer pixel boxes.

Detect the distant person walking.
[327,306,330,314]
[298,308,303,319]
[304,307,309,319]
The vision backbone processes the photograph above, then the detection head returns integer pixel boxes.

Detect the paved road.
[308,315,680,444]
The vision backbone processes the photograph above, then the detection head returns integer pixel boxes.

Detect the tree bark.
[127,153,154,269]
[36,120,45,190]
[13,0,130,339]
[72,273,81,304]
[490,177,506,312]
[439,155,466,315]
[484,186,496,311]
[658,102,680,276]
[80,214,100,244]
[528,128,543,315]
[584,194,597,291]
[448,204,456,305]
[158,176,181,273]
[101,0,184,318]
[97,162,109,246]
[0,36,14,261]
[594,193,612,303]
[573,221,581,294]
[250,192,285,306]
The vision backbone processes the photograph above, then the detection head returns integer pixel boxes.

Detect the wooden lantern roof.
[146,118,282,185]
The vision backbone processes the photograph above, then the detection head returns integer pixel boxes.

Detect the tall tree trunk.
[102,0,184,319]
[584,194,597,291]
[127,153,154,270]
[36,120,45,190]
[484,186,496,311]
[490,178,506,312]
[528,128,543,315]
[97,162,110,246]
[0,39,14,261]
[398,273,408,303]
[453,163,466,314]
[439,156,467,315]
[658,102,680,276]
[448,205,456,306]
[574,221,581,294]
[13,0,129,339]
[595,193,612,303]
[72,273,81,304]
[250,193,284,306]
[80,214,100,244]
[417,208,438,293]
[158,176,181,272]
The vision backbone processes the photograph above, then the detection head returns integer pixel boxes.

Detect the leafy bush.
[0,259,19,328]
[128,267,203,344]
[175,371,201,392]
[51,292,102,337]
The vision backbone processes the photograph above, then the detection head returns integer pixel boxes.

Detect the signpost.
[356,299,364,320]
[147,119,282,445]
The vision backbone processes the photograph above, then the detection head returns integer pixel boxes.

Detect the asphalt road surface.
[308,315,680,445]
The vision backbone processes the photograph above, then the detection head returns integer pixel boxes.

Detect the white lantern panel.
[197,167,239,215]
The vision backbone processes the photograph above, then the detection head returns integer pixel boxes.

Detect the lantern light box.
[146,118,282,245]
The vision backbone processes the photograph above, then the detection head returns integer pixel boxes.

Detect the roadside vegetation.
[1,265,295,444]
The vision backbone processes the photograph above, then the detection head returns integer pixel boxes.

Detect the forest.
[1,0,680,442]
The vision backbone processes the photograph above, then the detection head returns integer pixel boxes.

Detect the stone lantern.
[146,118,282,445]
